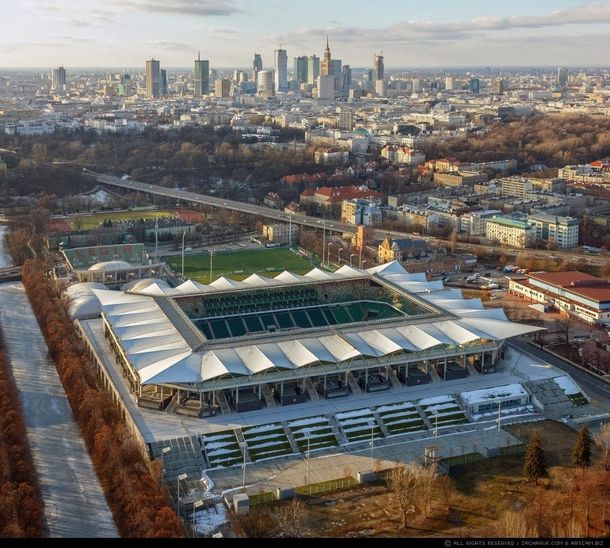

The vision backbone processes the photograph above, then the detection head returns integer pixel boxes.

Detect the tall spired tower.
[321,36,333,77]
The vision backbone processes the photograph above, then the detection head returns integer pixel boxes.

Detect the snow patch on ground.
[195,503,227,537]
[242,423,283,434]
[419,395,454,406]
[377,402,416,413]
[460,383,527,404]
[336,408,372,419]
[287,416,328,428]
[553,375,581,396]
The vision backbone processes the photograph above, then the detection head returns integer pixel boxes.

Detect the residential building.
[51,66,66,92]
[509,271,610,326]
[557,67,569,87]
[215,79,231,98]
[262,223,299,244]
[341,65,352,94]
[375,79,387,97]
[445,76,454,91]
[381,145,425,166]
[337,109,354,131]
[160,69,168,95]
[469,78,480,93]
[501,177,533,199]
[194,52,210,97]
[145,59,161,98]
[460,210,502,235]
[527,212,579,249]
[274,48,288,92]
[341,198,382,226]
[300,186,383,210]
[485,217,535,248]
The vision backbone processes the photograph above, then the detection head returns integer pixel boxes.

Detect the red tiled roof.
[528,271,599,287]
[529,271,610,303]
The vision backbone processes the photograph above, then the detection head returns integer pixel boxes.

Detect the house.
[378,236,427,263]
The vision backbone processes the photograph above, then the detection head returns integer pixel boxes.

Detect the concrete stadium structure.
[94,261,541,418]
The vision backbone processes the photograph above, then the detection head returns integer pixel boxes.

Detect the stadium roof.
[94,262,542,386]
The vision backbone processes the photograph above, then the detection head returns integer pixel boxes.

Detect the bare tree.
[414,465,438,517]
[594,423,610,470]
[554,316,573,346]
[435,474,456,514]
[387,465,418,530]
[278,497,310,538]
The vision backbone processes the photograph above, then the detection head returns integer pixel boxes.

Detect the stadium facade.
[94,261,540,416]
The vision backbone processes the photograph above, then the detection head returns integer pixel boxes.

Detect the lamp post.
[369,426,375,471]
[241,441,247,492]
[177,473,188,516]
[181,231,186,278]
[161,446,171,479]
[192,499,204,538]
[209,249,214,283]
[327,243,334,268]
[350,253,356,266]
[322,221,326,267]
[338,248,343,264]
[289,211,293,248]
[361,260,368,269]
[306,436,311,486]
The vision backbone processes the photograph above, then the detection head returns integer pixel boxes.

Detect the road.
[86,170,610,268]
[0,282,118,538]
[510,338,610,406]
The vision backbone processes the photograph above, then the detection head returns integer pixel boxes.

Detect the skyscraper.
[307,55,320,86]
[274,48,288,92]
[194,52,210,97]
[117,74,131,97]
[341,65,352,94]
[257,70,274,96]
[445,76,454,91]
[373,54,384,81]
[51,66,66,92]
[294,56,308,85]
[215,79,231,98]
[468,78,480,94]
[253,53,263,81]
[160,69,168,96]
[557,67,568,87]
[321,37,333,77]
[146,59,161,98]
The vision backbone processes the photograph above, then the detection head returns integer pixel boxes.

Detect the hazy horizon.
[1,1,610,69]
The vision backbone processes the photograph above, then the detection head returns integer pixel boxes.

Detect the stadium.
[94,260,540,418]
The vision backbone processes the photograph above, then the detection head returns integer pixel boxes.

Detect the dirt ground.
[265,420,602,538]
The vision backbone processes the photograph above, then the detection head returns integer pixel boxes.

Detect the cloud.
[147,40,193,50]
[112,0,243,16]
[280,2,610,46]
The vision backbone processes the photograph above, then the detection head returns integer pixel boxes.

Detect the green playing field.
[164,248,315,282]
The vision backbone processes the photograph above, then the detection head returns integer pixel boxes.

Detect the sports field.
[164,248,315,283]
[64,209,205,230]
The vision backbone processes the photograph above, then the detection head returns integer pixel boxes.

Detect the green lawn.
[165,248,315,283]
[69,209,176,230]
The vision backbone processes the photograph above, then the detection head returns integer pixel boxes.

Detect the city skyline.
[1,1,610,68]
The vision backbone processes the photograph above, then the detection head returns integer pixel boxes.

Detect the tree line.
[0,341,46,537]
[21,259,184,538]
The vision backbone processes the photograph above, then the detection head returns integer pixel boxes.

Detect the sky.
[1,0,609,68]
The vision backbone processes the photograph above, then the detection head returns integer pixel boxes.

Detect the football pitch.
[164,248,315,283]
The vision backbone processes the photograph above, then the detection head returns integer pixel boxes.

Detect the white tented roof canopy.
[94,262,543,385]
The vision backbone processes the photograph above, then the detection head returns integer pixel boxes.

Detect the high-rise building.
[373,53,384,81]
[160,69,168,96]
[307,55,320,86]
[51,66,66,92]
[257,70,274,96]
[412,78,422,93]
[274,48,288,92]
[557,67,568,87]
[146,59,161,98]
[338,108,354,131]
[332,59,342,92]
[253,53,263,82]
[317,75,334,100]
[215,79,231,98]
[194,52,210,97]
[294,56,308,85]
[117,73,131,97]
[341,65,352,93]
[468,78,480,94]
[375,79,387,97]
[492,79,507,95]
[321,37,333,77]
[445,76,454,91]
